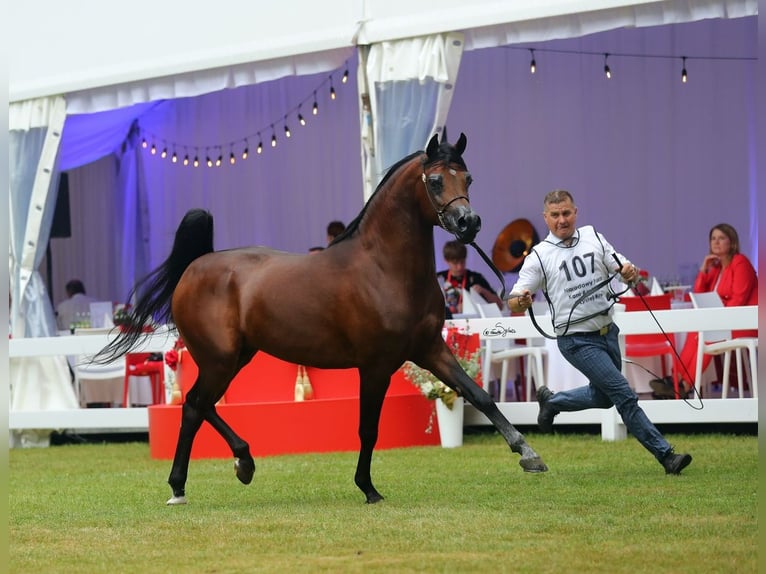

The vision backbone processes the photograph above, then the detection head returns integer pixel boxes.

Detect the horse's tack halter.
[420,161,471,230]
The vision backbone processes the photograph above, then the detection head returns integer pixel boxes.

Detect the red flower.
[165,348,179,371]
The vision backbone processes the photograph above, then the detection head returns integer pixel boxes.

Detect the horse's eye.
[427,174,444,193]
[465,173,473,187]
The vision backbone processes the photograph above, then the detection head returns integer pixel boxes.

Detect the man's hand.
[508,290,532,313]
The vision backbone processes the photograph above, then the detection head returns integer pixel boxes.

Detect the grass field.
[9,430,757,573]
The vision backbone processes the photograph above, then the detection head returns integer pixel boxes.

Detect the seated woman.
[652,223,757,398]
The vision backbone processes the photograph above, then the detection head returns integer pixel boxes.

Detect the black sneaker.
[662,451,692,475]
[537,386,557,434]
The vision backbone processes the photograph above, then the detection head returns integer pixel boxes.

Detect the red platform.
[148,351,440,459]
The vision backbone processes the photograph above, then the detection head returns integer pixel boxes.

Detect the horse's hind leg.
[354,368,390,504]
[203,407,255,486]
[167,399,206,505]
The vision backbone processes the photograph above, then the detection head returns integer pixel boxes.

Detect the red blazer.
[693,253,758,306]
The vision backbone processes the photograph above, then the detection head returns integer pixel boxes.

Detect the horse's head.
[422,131,481,244]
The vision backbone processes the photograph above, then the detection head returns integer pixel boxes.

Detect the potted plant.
[403,328,481,447]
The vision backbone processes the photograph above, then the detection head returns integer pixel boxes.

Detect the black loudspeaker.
[50,172,72,238]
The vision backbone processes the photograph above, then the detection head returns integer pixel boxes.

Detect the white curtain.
[9,97,79,445]
[9,96,67,338]
[358,32,465,200]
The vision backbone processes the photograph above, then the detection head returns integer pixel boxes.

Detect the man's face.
[446,258,466,278]
[543,199,578,240]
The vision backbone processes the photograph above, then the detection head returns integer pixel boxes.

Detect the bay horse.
[99,132,547,505]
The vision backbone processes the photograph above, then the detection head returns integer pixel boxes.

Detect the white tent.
[8,1,757,426]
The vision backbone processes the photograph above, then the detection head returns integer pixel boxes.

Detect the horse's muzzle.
[449,207,482,244]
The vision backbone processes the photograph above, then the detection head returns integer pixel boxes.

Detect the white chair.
[689,292,757,398]
[476,302,546,402]
[73,328,126,407]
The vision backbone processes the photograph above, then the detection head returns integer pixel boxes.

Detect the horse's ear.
[455,132,467,155]
[426,134,439,158]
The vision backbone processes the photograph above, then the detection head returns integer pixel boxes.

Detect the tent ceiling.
[10,0,756,104]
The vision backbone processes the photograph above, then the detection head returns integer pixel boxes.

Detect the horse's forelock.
[424,141,466,170]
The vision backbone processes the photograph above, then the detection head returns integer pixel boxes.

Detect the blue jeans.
[553,323,672,462]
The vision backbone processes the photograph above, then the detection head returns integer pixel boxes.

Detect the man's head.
[326,220,346,244]
[443,240,467,278]
[65,279,86,298]
[543,189,578,241]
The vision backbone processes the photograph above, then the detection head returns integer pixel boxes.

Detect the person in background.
[508,189,691,475]
[653,223,758,398]
[437,240,503,316]
[326,220,346,245]
[56,279,96,331]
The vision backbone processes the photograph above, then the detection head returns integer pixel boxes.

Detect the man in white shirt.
[507,189,692,475]
[56,279,96,331]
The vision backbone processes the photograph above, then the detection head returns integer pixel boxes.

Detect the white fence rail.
[9,307,758,439]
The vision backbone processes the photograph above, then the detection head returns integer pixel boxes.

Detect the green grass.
[10,432,757,573]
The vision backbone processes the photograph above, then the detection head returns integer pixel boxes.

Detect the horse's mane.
[329,151,423,245]
[330,140,466,246]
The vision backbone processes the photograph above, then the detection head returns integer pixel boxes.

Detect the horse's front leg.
[428,349,548,473]
[204,405,255,486]
[354,368,391,504]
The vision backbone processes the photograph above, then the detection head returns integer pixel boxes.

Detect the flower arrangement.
[164,337,185,404]
[403,328,481,410]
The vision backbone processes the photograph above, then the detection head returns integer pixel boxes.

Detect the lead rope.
[470,240,558,339]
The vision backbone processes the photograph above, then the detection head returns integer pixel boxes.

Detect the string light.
[529,49,536,74]
[681,56,688,83]
[140,59,353,166]
[603,53,611,79]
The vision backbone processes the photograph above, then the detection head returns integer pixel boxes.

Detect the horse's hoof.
[166,495,188,505]
[234,457,255,485]
[519,457,549,473]
[365,493,385,504]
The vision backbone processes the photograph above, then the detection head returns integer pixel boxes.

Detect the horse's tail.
[95,209,214,363]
